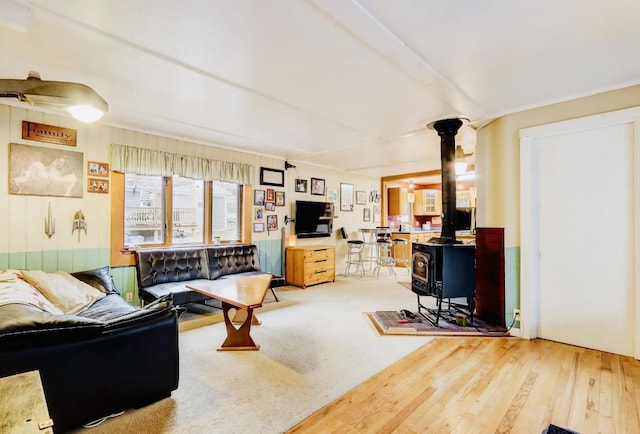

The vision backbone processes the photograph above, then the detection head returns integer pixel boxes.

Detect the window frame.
[111,172,253,267]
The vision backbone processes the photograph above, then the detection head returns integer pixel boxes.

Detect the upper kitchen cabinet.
[414,189,442,216]
[388,187,409,216]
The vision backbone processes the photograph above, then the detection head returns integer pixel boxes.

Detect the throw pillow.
[71,266,119,294]
[21,270,106,315]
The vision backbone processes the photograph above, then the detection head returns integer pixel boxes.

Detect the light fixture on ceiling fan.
[0,71,108,122]
[455,144,473,173]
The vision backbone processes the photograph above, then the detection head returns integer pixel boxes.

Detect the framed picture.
[267,215,278,231]
[327,188,338,203]
[275,191,285,206]
[87,178,109,193]
[255,207,264,220]
[340,183,354,212]
[363,208,371,222]
[9,143,84,198]
[87,161,109,177]
[260,167,285,186]
[295,178,308,193]
[254,189,265,206]
[356,190,367,205]
[253,222,265,232]
[265,202,275,211]
[266,188,275,203]
[311,178,325,195]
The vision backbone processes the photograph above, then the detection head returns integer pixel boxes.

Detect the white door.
[521,109,640,357]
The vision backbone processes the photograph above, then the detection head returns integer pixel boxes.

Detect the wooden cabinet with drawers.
[286,245,335,288]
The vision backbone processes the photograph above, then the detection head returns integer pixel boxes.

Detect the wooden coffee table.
[186,274,272,351]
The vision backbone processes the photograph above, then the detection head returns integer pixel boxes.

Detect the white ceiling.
[2,0,640,181]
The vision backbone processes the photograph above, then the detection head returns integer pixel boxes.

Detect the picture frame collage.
[255,167,287,233]
[87,161,110,193]
[294,174,380,222]
[255,165,384,233]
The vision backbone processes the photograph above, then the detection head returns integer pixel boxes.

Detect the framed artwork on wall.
[9,143,84,198]
[295,179,307,193]
[87,178,109,193]
[253,222,265,232]
[311,178,325,195]
[275,191,285,206]
[260,167,285,186]
[87,161,109,177]
[356,190,366,205]
[266,188,275,203]
[340,183,354,211]
[267,215,278,231]
[363,208,371,222]
[254,189,265,206]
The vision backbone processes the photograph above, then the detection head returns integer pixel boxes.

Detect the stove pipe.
[430,118,463,244]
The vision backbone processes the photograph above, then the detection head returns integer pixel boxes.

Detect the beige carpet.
[70,270,431,434]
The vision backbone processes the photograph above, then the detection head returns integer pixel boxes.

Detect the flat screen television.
[294,200,334,238]
[455,207,476,233]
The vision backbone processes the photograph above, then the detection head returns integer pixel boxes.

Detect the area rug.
[365,310,511,336]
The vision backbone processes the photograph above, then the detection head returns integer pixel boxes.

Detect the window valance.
[110,144,254,185]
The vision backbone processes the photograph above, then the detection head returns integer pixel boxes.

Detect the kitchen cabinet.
[388,187,409,216]
[414,189,442,216]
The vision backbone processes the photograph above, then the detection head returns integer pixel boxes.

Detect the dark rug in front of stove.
[366,309,511,336]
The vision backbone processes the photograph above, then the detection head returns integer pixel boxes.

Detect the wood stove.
[411,242,476,325]
[410,117,476,325]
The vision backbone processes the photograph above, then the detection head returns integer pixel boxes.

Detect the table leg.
[218,301,260,351]
[232,309,261,325]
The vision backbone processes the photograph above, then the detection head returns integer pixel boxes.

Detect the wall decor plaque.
[22,121,77,146]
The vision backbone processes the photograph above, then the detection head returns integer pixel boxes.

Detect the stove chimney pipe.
[430,118,463,244]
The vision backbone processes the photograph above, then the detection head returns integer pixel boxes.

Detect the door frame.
[519,107,640,359]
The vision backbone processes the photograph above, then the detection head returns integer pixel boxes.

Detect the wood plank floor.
[287,338,640,434]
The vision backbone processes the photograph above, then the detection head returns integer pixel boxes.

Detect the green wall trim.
[0,248,110,273]
[505,246,520,326]
[253,239,283,275]
[0,248,140,305]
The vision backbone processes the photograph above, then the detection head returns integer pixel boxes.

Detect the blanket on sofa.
[0,270,62,314]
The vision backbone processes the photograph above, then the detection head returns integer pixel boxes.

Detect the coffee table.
[186,274,272,351]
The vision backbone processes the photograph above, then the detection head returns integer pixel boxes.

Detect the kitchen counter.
[390,229,440,234]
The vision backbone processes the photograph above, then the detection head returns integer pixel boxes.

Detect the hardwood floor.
[287,338,640,433]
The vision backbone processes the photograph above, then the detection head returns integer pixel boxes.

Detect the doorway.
[520,108,640,357]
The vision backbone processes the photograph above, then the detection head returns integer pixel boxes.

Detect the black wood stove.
[410,118,476,325]
[411,242,475,325]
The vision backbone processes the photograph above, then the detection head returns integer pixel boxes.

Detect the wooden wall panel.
[475,227,505,327]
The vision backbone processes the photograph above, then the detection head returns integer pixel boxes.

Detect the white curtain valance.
[110,144,254,185]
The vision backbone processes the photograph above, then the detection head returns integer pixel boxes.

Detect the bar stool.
[344,240,365,276]
[374,227,395,278]
[359,228,378,271]
[392,238,410,274]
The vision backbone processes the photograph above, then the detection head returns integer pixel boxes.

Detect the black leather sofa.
[0,266,179,433]
[135,244,285,307]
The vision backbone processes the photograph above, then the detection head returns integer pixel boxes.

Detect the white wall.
[476,83,640,325]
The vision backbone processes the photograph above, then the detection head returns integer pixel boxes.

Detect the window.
[172,176,204,244]
[212,181,240,242]
[123,174,165,247]
[120,174,242,250]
